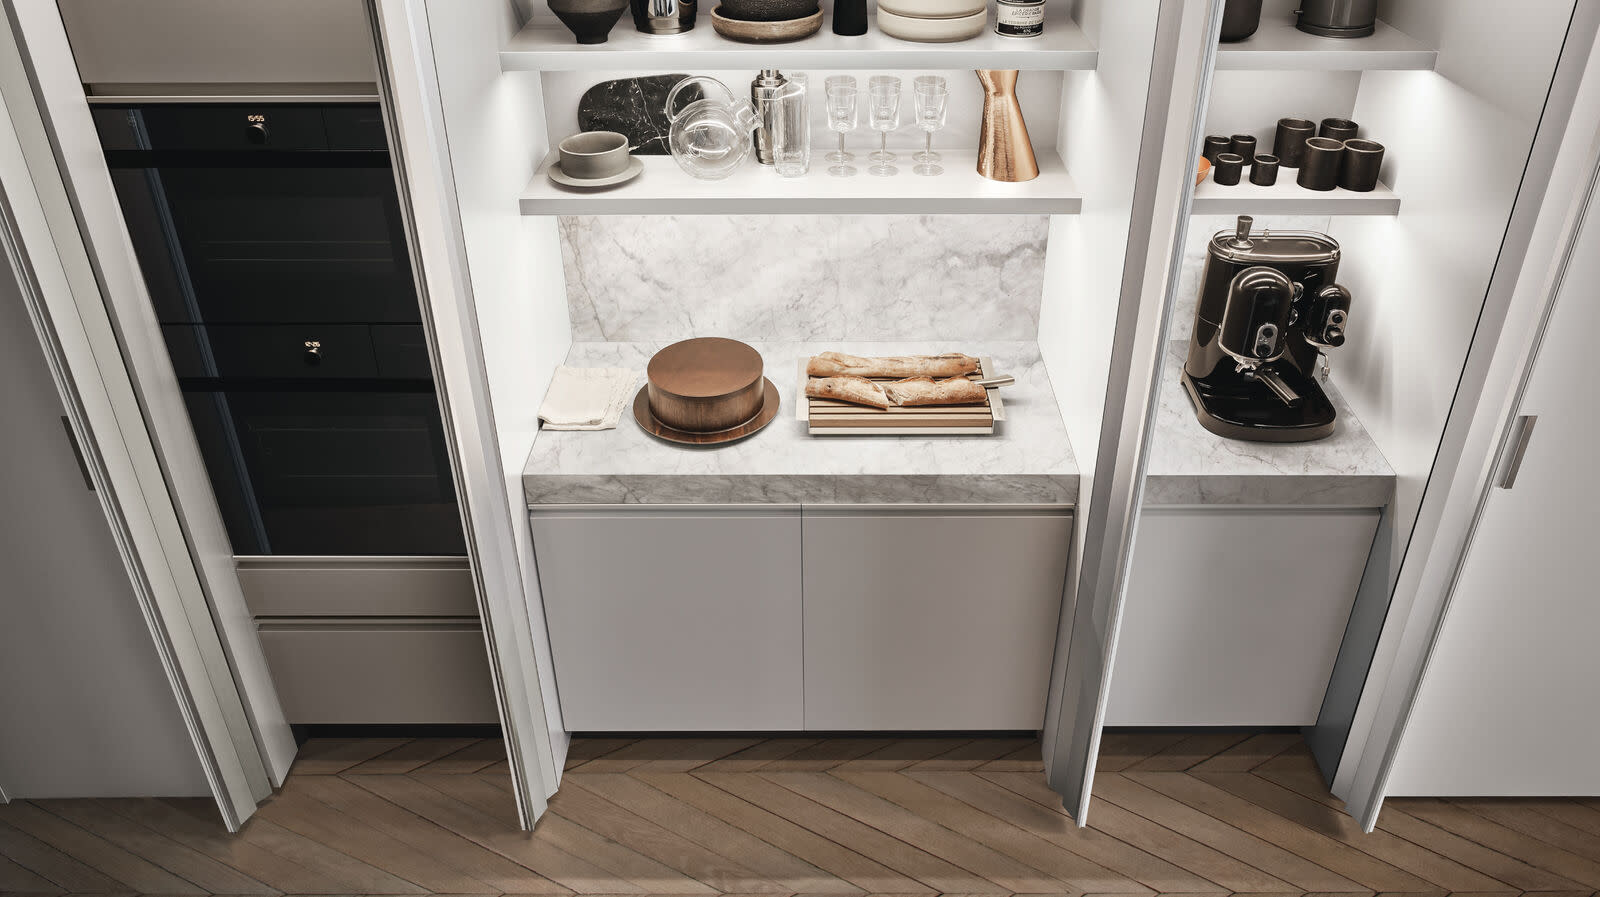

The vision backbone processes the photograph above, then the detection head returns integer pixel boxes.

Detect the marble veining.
[1145,342,1395,507]
[559,215,1049,342]
[523,341,1077,505]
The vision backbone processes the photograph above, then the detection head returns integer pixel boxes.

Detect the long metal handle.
[1497,414,1538,489]
[974,374,1016,388]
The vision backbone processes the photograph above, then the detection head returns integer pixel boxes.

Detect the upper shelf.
[520,149,1081,215]
[501,7,1097,71]
[1215,18,1436,71]
[1192,175,1400,216]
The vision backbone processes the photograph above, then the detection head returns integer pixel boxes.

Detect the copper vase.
[975,69,1038,182]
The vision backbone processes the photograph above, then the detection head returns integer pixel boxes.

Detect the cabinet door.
[803,508,1073,730]
[1106,507,1380,726]
[531,508,803,731]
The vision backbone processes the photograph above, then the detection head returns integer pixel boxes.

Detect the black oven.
[96,103,464,556]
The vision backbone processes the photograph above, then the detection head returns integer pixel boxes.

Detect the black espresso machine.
[1182,215,1352,442]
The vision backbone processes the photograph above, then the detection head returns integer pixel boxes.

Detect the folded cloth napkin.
[539,365,640,430]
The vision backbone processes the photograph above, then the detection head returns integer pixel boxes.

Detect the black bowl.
[716,0,818,22]
[548,0,628,43]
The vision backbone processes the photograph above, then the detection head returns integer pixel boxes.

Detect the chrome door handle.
[1497,414,1538,489]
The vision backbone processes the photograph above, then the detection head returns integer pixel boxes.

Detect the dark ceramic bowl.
[716,0,818,23]
[548,0,628,43]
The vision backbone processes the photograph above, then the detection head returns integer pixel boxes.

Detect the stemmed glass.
[912,75,948,176]
[825,76,858,177]
[867,75,901,177]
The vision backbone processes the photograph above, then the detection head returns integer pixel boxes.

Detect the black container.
[551,0,629,42]
[832,0,867,35]
[1229,134,1257,163]
[1296,0,1377,38]
[1220,0,1264,42]
[1320,117,1359,142]
[1338,139,1385,191]
[1274,118,1316,168]
[1250,153,1280,186]
[1203,135,1231,164]
[1297,137,1343,191]
[1213,152,1245,186]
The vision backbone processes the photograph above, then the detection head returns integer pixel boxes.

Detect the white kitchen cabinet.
[530,507,804,731]
[1106,507,1381,727]
[802,507,1073,730]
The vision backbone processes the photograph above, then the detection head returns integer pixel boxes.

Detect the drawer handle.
[1497,414,1537,489]
[303,339,322,366]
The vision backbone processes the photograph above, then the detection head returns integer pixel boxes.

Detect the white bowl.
[876,6,986,40]
[876,0,985,19]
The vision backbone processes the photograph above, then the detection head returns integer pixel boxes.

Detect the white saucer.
[547,156,644,189]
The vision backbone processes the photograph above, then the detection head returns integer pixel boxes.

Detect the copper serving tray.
[796,356,1007,436]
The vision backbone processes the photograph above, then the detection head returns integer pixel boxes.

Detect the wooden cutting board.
[796,356,1007,436]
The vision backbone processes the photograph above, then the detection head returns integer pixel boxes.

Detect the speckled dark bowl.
[548,0,628,43]
[716,0,818,23]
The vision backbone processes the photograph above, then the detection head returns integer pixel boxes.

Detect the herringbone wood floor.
[2,733,1599,896]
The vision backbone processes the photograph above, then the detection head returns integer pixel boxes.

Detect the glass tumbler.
[770,73,810,177]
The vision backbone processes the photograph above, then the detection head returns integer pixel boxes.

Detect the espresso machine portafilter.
[1182,215,1353,442]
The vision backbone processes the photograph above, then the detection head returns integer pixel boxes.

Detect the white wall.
[0,257,207,799]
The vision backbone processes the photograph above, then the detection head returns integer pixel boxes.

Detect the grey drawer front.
[258,621,498,724]
[237,557,478,617]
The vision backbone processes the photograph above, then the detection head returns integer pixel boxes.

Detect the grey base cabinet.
[1105,506,1381,727]
[802,507,1073,730]
[531,507,805,731]
[530,504,1073,732]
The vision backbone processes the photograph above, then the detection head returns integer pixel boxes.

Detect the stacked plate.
[876,0,986,42]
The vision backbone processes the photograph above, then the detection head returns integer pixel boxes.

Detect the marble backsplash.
[559,215,1050,342]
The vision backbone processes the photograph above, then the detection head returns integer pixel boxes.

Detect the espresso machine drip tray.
[1182,370,1337,443]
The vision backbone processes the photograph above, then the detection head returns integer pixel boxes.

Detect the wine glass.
[912,76,948,176]
[825,76,857,177]
[867,75,901,177]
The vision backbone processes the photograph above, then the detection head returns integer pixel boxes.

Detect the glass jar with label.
[996,0,1044,37]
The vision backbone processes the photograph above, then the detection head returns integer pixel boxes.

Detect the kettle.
[664,76,758,181]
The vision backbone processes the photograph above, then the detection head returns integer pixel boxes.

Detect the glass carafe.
[665,76,759,181]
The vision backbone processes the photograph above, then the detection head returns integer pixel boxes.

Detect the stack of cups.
[1276,116,1385,192]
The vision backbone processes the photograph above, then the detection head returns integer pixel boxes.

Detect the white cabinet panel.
[803,509,1072,730]
[531,508,803,731]
[1107,507,1380,726]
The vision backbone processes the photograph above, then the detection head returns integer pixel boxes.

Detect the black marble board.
[578,74,702,155]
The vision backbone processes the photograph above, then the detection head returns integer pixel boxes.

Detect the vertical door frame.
[1041,0,1221,823]
[1335,5,1600,829]
[366,0,561,828]
[0,0,283,829]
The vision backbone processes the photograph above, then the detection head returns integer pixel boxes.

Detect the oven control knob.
[303,340,322,365]
[247,121,269,145]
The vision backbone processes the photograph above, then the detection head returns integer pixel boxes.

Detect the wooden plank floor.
[3,733,1599,896]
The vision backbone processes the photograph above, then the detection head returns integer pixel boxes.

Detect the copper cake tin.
[638,337,777,444]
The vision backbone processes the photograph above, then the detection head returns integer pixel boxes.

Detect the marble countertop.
[1145,343,1395,507]
[522,341,1079,506]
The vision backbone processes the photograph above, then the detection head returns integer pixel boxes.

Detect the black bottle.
[833,0,867,35]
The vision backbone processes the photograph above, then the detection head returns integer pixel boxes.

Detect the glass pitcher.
[665,76,759,181]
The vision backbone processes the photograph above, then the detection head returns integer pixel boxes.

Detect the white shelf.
[501,7,1096,72]
[1192,175,1399,216]
[1215,18,1436,71]
[521,149,1080,215]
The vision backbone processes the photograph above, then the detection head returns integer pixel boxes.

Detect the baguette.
[804,375,893,409]
[806,351,980,379]
[885,376,989,407]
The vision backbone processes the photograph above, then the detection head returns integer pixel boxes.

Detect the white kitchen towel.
[539,365,640,430]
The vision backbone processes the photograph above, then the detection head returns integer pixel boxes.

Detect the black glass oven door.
[108,164,419,325]
[183,386,465,556]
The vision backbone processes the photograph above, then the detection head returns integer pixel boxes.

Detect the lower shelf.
[1193,175,1401,216]
[519,149,1082,215]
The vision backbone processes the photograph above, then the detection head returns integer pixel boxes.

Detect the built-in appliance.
[1182,215,1352,442]
[94,103,465,556]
